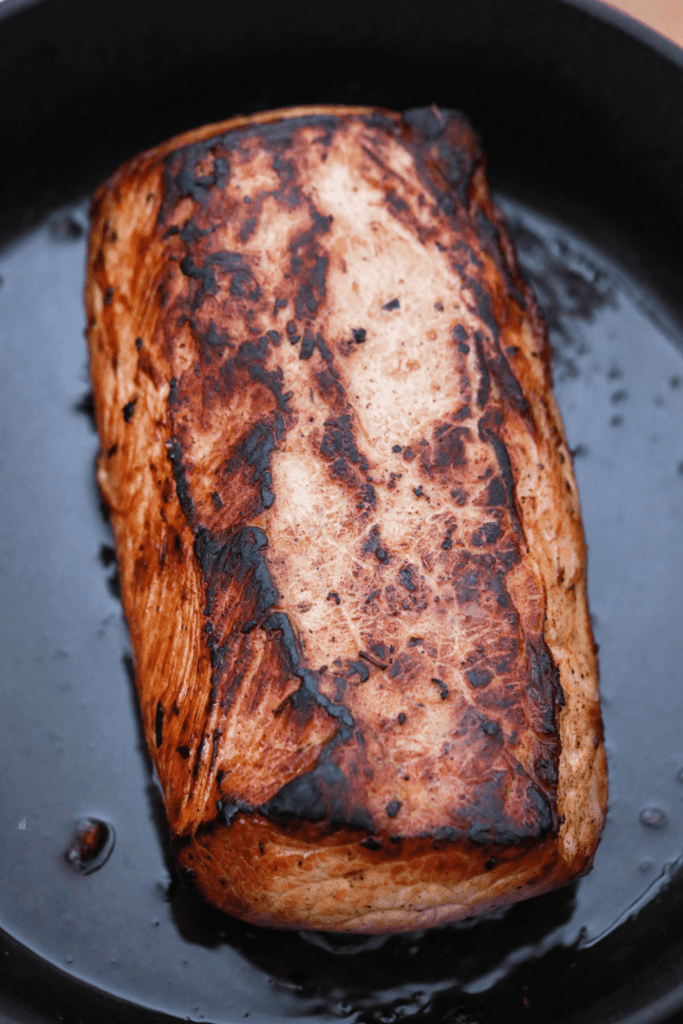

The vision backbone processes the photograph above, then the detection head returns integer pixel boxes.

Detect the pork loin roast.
[85,105,607,932]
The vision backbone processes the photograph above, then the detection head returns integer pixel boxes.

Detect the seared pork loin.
[85,105,607,932]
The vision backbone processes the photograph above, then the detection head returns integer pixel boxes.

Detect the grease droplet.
[64,818,115,874]
[640,807,667,829]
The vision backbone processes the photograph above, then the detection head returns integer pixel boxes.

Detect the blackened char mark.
[471,521,502,547]
[167,376,180,407]
[346,660,370,682]
[160,114,337,228]
[479,715,502,741]
[289,207,332,267]
[194,526,279,620]
[398,564,418,593]
[527,636,565,736]
[488,334,532,420]
[477,410,523,535]
[403,105,448,142]
[268,152,299,210]
[474,207,527,310]
[190,525,297,739]
[388,652,415,680]
[207,250,260,302]
[474,331,490,409]
[262,611,354,731]
[421,422,470,477]
[193,319,233,355]
[180,219,207,246]
[236,116,338,210]
[299,328,331,363]
[160,141,229,222]
[180,254,216,308]
[385,189,410,215]
[431,677,448,699]
[362,524,388,563]
[258,620,366,831]
[467,668,493,689]
[320,415,369,475]
[240,216,257,242]
[220,335,292,412]
[402,106,480,212]
[289,204,332,320]
[122,397,137,422]
[236,113,341,152]
[300,327,316,360]
[463,770,554,846]
[451,549,516,617]
[209,727,222,773]
[155,701,164,748]
[223,418,280,510]
[485,476,507,506]
[259,737,373,832]
[359,649,387,671]
[464,277,531,420]
[357,482,377,512]
[464,274,499,343]
[166,438,195,524]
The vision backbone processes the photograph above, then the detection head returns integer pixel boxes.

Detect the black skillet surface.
[2,0,683,1021]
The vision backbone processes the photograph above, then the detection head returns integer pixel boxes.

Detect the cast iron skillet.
[1,1,683,1021]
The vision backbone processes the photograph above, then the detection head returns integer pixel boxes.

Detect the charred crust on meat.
[140,107,570,850]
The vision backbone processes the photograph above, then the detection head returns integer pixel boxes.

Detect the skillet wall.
[1,0,683,270]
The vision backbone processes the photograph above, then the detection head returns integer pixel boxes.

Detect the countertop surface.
[605,0,683,49]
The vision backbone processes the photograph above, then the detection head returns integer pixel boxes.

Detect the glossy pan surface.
[1,1,683,1021]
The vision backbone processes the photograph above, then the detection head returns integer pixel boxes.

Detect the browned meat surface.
[85,105,607,932]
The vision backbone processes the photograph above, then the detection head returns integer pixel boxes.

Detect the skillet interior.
[1,0,683,1021]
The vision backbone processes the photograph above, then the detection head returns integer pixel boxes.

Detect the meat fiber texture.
[85,105,607,933]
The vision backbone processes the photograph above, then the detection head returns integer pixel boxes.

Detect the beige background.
[603,0,683,48]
